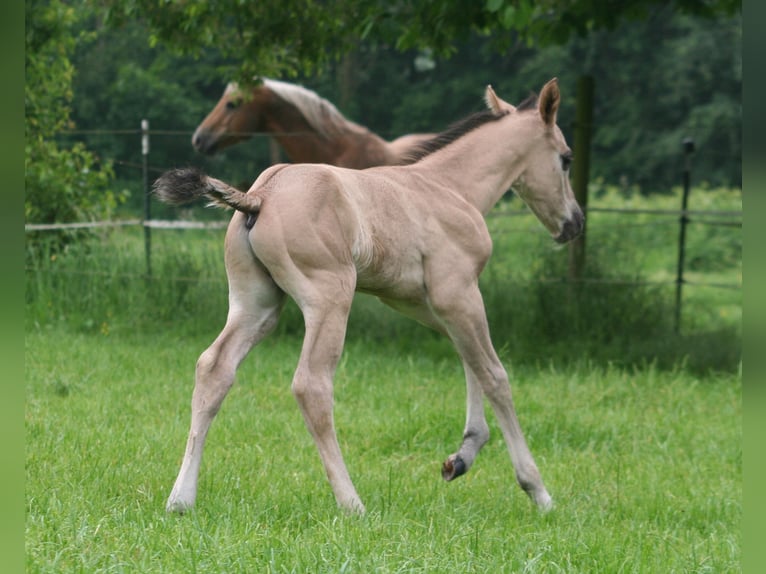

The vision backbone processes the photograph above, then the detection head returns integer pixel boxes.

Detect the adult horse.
[156,78,583,514]
[192,78,434,168]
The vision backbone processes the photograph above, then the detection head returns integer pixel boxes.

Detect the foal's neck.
[416,115,530,216]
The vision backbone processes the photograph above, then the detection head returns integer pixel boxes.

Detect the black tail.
[153,167,212,205]
[153,168,262,213]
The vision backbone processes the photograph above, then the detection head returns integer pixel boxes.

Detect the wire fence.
[28,124,742,330]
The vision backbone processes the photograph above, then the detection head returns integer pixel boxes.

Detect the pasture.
[25,186,741,572]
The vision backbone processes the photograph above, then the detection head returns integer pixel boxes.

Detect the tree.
[77,0,739,198]
[513,8,742,191]
[101,0,740,81]
[25,0,124,247]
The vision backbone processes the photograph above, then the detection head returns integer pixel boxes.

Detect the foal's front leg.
[441,364,490,481]
[377,296,491,483]
[431,282,553,510]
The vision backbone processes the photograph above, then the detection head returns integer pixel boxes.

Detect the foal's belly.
[355,260,427,303]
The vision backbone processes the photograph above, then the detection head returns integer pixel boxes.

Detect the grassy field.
[26,329,740,573]
[25,185,741,572]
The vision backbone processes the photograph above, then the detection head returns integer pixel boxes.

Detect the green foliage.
[68,6,740,199]
[100,0,740,79]
[102,0,363,82]
[578,11,742,191]
[25,0,124,248]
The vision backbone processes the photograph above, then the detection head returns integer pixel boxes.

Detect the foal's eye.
[561,153,573,171]
[225,99,241,111]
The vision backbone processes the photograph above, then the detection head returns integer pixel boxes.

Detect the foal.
[156,78,583,514]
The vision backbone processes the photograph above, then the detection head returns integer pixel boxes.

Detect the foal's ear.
[485,85,514,115]
[538,78,560,127]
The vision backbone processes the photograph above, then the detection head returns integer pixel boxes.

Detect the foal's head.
[192,80,273,155]
[489,79,584,244]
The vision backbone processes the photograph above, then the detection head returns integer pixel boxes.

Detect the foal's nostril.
[555,209,585,244]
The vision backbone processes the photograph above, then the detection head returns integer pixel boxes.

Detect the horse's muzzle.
[192,131,217,155]
[554,208,585,244]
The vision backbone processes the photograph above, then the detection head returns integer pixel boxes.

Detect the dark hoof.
[441,455,467,481]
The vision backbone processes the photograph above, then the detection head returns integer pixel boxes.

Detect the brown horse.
[156,79,583,514]
[192,78,434,168]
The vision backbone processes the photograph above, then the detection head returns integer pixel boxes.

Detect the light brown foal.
[156,78,583,514]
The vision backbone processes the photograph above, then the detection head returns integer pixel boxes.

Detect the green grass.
[26,328,741,572]
[25,185,741,571]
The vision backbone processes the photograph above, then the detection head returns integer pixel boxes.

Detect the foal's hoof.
[441,454,467,481]
[166,499,193,514]
[534,491,554,512]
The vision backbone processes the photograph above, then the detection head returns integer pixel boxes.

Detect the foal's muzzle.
[554,208,585,244]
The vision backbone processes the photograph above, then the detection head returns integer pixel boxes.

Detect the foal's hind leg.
[289,272,364,512]
[166,222,285,513]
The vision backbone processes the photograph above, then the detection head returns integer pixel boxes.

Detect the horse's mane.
[404,90,540,164]
[262,78,361,138]
[516,92,538,111]
[405,110,509,164]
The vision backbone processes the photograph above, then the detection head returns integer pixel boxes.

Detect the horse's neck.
[265,99,396,168]
[262,100,343,164]
[416,117,530,215]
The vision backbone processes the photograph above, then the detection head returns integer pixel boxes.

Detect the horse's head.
[192,81,271,155]
[489,79,584,244]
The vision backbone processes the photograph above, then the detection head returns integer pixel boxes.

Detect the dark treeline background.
[67,6,740,215]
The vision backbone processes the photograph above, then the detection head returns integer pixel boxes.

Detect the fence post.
[142,119,152,278]
[569,75,593,281]
[269,138,282,165]
[674,137,695,333]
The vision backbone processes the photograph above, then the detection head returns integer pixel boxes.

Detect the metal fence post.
[142,119,152,278]
[674,137,695,333]
[569,75,593,282]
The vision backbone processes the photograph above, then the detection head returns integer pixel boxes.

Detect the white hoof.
[535,491,554,512]
[166,496,194,514]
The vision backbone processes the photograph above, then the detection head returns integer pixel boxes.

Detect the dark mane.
[405,110,508,163]
[517,92,538,111]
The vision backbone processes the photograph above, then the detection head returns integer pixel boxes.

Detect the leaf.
[486,0,504,13]
[501,5,516,29]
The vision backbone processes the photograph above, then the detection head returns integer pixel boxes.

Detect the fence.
[27,122,742,333]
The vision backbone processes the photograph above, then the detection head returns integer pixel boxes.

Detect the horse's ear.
[538,78,560,127]
[485,85,514,115]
